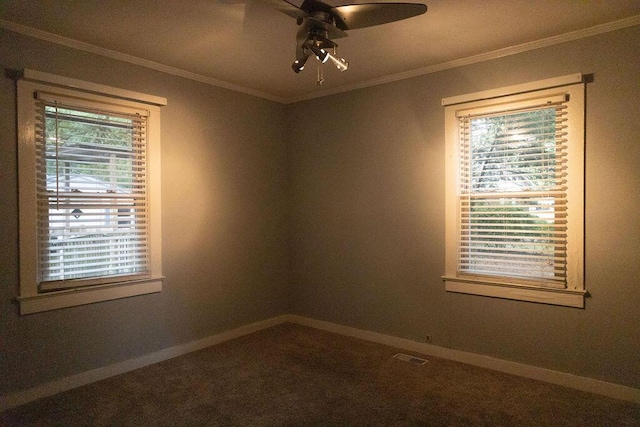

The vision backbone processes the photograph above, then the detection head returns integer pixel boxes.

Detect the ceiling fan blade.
[330,2,427,30]
[262,0,309,19]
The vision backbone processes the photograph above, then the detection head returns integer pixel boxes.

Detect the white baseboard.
[0,315,289,411]
[284,315,640,404]
[2,313,638,411]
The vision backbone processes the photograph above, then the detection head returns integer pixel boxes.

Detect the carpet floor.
[2,322,639,426]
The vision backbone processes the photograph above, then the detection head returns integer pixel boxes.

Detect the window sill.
[17,277,164,315]
[442,276,585,308]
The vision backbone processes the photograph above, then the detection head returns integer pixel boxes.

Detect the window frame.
[17,70,166,314]
[442,75,585,308]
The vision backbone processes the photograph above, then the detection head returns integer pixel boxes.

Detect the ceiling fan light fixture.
[292,55,309,73]
[304,42,348,71]
[327,54,348,72]
[304,42,329,63]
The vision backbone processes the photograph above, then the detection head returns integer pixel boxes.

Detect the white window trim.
[17,70,166,314]
[442,74,585,308]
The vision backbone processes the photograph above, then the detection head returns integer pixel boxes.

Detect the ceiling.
[2,0,640,103]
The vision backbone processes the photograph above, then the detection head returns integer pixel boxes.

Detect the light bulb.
[327,54,348,72]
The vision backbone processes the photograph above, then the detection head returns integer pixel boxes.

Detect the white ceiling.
[2,0,640,103]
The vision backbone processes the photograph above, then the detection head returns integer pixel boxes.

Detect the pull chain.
[316,61,324,86]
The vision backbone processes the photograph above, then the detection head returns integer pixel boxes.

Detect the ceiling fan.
[266,0,427,84]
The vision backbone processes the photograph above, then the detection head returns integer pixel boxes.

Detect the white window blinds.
[456,94,569,287]
[34,93,151,291]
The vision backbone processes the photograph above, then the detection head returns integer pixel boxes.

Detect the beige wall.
[287,26,640,388]
[1,24,639,396]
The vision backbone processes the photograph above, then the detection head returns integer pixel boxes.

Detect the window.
[17,70,166,314]
[442,75,585,307]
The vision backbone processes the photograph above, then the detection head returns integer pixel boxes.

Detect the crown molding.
[286,14,640,104]
[0,19,287,104]
[3,15,640,105]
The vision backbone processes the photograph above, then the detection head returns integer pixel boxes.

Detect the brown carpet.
[2,323,639,426]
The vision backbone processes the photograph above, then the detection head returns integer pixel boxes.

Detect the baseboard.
[0,314,289,411]
[284,315,640,404]
[2,313,638,411]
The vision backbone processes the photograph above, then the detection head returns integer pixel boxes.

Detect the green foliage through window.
[45,106,137,190]
[459,106,567,285]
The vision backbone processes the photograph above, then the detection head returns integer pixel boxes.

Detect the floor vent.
[393,353,428,365]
